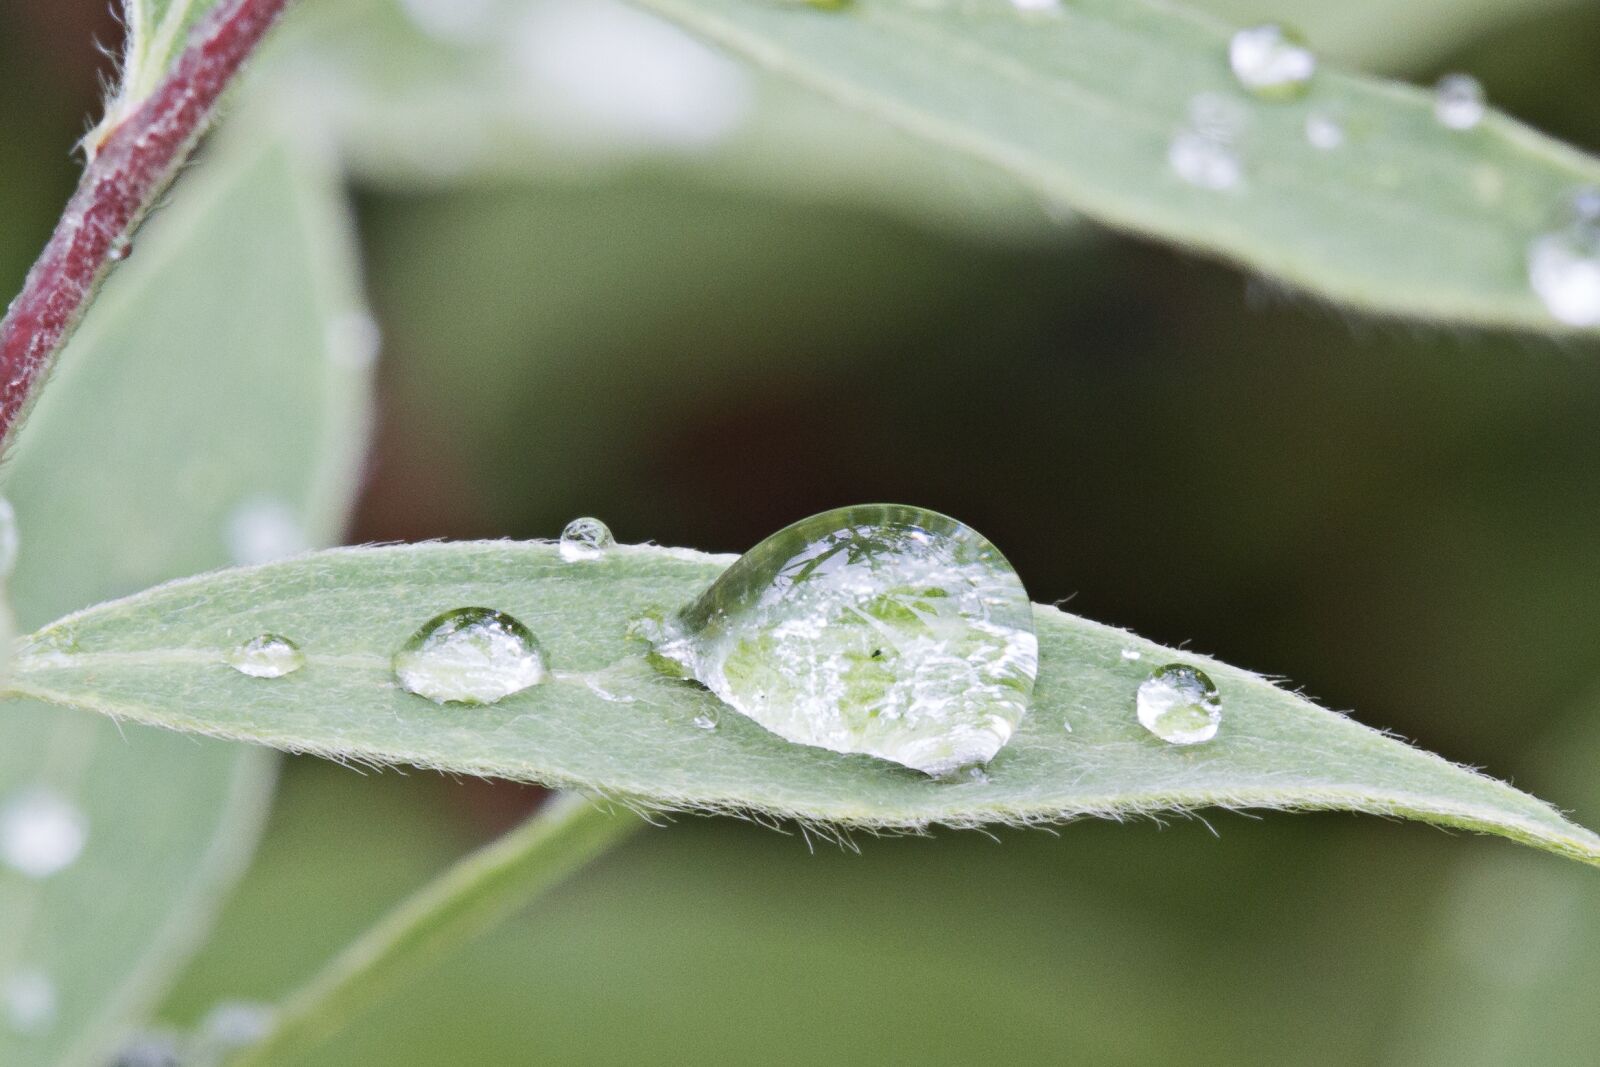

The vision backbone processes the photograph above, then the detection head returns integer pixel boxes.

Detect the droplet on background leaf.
[1228,24,1315,100]
[226,634,305,679]
[1528,192,1600,327]
[1433,73,1486,130]
[393,607,548,705]
[559,517,615,562]
[1135,664,1223,745]
[2,970,55,1035]
[0,788,88,879]
[639,505,1038,776]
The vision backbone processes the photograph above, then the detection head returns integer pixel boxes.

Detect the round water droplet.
[640,505,1038,776]
[393,608,548,705]
[3,970,55,1035]
[0,789,88,878]
[1136,664,1222,745]
[1228,24,1315,100]
[226,634,305,679]
[1304,110,1344,150]
[1434,73,1485,130]
[1529,220,1600,327]
[0,496,19,578]
[226,495,310,566]
[559,517,615,562]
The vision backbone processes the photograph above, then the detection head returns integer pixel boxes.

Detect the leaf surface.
[617,0,1600,330]
[0,120,371,1065]
[10,541,1598,866]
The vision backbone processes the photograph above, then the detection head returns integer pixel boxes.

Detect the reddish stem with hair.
[0,0,292,454]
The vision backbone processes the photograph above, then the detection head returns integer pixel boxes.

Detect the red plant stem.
[0,0,292,455]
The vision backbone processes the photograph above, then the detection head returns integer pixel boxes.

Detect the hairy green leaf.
[615,0,1600,331]
[100,0,229,140]
[8,542,1598,866]
[0,120,371,1065]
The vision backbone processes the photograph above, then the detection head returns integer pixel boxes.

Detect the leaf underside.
[10,541,1599,867]
[623,0,1600,331]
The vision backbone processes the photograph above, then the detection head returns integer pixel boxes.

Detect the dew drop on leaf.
[1120,647,1142,661]
[226,634,305,679]
[1136,664,1222,745]
[393,607,548,705]
[1433,73,1486,130]
[0,788,88,879]
[1169,93,1245,191]
[1228,24,1315,100]
[639,505,1038,776]
[0,496,19,579]
[1529,200,1600,327]
[559,516,615,562]
[2,970,55,1035]
[691,712,719,731]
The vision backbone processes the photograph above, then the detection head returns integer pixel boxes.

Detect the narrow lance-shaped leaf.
[0,116,374,1065]
[8,541,1599,867]
[619,0,1600,331]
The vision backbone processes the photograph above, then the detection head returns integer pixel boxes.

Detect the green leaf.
[0,117,372,1065]
[101,1,228,139]
[612,0,1600,331]
[9,541,1598,866]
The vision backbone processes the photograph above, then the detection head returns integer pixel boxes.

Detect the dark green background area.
[3,2,1599,1063]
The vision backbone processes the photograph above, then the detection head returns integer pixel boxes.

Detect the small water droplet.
[393,608,548,705]
[1304,110,1344,150]
[324,310,381,371]
[559,517,615,562]
[1529,214,1600,327]
[1169,93,1245,191]
[641,505,1038,776]
[1120,648,1142,662]
[3,970,55,1035]
[0,789,88,878]
[0,496,19,578]
[1434,73,1486,130]
[1136,664,1222,745]
[1228,24,1315,100]
[691,712,718,731]
[226,495,310,566]
[226,634,305,679]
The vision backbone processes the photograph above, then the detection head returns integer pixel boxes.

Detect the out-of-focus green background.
[4,2,1600,1063]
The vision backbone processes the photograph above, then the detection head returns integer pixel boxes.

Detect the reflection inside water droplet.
[394,607,548,705]
[0,789,88,879]
[1136,664,1222,745]
[226,634,305,679]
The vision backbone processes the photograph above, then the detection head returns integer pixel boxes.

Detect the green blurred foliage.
[4,0,1600,1062]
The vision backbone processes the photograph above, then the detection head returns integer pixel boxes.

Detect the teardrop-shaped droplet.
[0,789,88,879]
[393,607,548,705]
[1228,24,1315,100]
[559,517,615,562]
[226,634,305,679]
[639,505,1038,776]
[1434,73,1485,130]
[1135,664,1222,745]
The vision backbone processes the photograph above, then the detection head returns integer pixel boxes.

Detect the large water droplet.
[0,789,88,878]
[639,505,1038,776]
[1529,208,1600,327]
[1228,24,1315,100]
[559,517,615,562]
[226,495,310,566]
[1136,664,1222,745]
[226,634,305,679]
[393,608,548,705]
[0,496,19,578]
[1434,73,1486,130]
[2,970,55,1035]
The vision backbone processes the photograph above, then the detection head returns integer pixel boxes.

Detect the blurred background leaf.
[0,17,373,1059]
[2,0,1599,1061]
